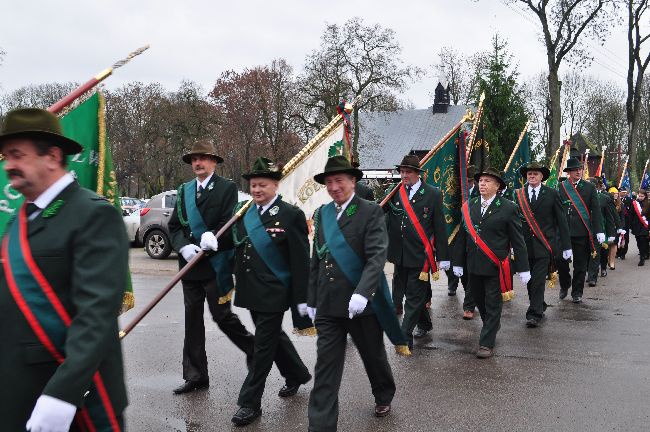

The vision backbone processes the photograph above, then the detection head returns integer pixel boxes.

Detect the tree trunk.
[547,67,562,161]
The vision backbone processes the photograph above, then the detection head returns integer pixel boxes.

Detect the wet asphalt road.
[120,245,650,432]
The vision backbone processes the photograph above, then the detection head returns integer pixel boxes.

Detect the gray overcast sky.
[1,0,629,108]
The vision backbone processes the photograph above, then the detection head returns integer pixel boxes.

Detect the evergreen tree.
[472,35,529,171]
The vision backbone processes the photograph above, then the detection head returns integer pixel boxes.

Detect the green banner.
[0,93,133,311]
[421,129,462,240]
[503,131,531,191]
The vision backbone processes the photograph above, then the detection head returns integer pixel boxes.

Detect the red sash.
[2,205,121,432]
[461,201,513,300]
[632,200,649,229]
[516,188,553,254]
[398,184,437,281]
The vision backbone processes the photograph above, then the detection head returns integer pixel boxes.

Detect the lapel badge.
[275,221,280,226]
[208,182,214,191]
[423,207,429,214]
[269,205,279,216]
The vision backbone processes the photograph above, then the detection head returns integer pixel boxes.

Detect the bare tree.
[626,0,650,183]
[433,47,488,105]
[297,17,420,158]
[0,82,78,117]
[561,71,594,138]
[514,0,616,160]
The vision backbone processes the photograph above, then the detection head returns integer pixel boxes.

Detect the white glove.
[453,266,464,278]
[307,307,317,320]
[26,395,76,432]
[180,244,201,262]
[297,303,308,317]
[562,249,573,260]
[518,271,531,285]
[596,233,606,244]
[438,261,450,271]
[200,231,219,251]
[348,293,368,319]
[618,229,626,235]
[607,236,615,243]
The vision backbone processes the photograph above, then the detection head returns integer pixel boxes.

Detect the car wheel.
[144,229,172,259]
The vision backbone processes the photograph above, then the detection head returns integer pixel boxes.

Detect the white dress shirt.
[528,184,541,201]
[29,173,75,221]
[480,195,496,216]
[257,194,279,215]
[196,173,214,190]
[335,193,356,220]
[406,179,422,200]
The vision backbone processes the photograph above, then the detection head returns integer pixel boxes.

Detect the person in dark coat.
[307,156,396,430]
[556,158,604,303]
[515,162,571,327]
[616,187,633,259]
[0,108,128,431]
[453,168,530,358]
[168,140,254,395]
[630,189,650,266]
[447,165,478,319]
[230,157,312,426]
[586,177,616,286]
[384,155,449,347]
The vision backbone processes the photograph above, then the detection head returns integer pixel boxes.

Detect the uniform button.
[329,277,334,282]
[246,269,251,272]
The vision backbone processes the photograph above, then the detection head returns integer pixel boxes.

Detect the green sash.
[561,179,596,254]
[183,180,234,300]
[2,206,121,431]
[320,203,410,354]
[243,203,291,288]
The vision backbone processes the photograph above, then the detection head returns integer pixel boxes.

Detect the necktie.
[26,203,39,217]
[335,204,343,215]
[531,188,537,203]
[196,185,204,199]
[406,185,412,198]
[258,205,264,215]
[481,200,489,216]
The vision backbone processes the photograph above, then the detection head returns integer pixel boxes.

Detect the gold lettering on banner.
[298,178,325,204]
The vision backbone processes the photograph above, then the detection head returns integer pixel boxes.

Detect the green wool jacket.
[307,196,388,318]
[453,195,529,276]
[168,174,237,281]
[557,179,603,239]
[233,198,310,313]
[0,182,129,431]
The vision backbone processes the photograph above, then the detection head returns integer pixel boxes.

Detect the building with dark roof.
[357,83,474,173]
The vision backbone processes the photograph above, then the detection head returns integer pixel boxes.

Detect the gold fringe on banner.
[395,345,412,356]
[547,271,558,289]
[293,327,317,337]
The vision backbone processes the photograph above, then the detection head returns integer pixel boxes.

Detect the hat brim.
[395,164,424,172]
[474,172,507,190]
[519,166,550,181]
[182,152,224,164]
[314,168,363,185]
[0,130,83,155]
[242,171,282,181]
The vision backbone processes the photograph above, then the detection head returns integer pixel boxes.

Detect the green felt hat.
[563,158,583,172]
[242,157,282,180]
[474,167,507,190]
[395,154,423,172]
[519,161,550,181]
[314,156,363,185]
[0,108,83,155]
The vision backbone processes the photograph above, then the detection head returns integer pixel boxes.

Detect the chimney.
[432,81,450,114]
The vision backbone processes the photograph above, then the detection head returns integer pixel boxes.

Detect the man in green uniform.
[453,168,530,358]
[385,155,449,348]
[230,157,312,426]
[587,177,616,286]
[447,165,478,320]
[556,159,604,303]
[307,156,397,431]
[0,108,128,431]
[168,140,254,394]
[515,162,571,327]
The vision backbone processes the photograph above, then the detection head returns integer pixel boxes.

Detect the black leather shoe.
[173,380,209,394]
[559,288,568,300]
[407,337,414,351]
[572,296,582,304]
[526,318,539,328]
[278,383,300,397]
[601,269,607,277]
[448,289,457,296]
[639,259,645,267]
[232,407,262,426]
[413,328,429,338]
[588,281,596,287]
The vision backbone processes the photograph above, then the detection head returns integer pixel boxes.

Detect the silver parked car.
[138,190,177,259]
